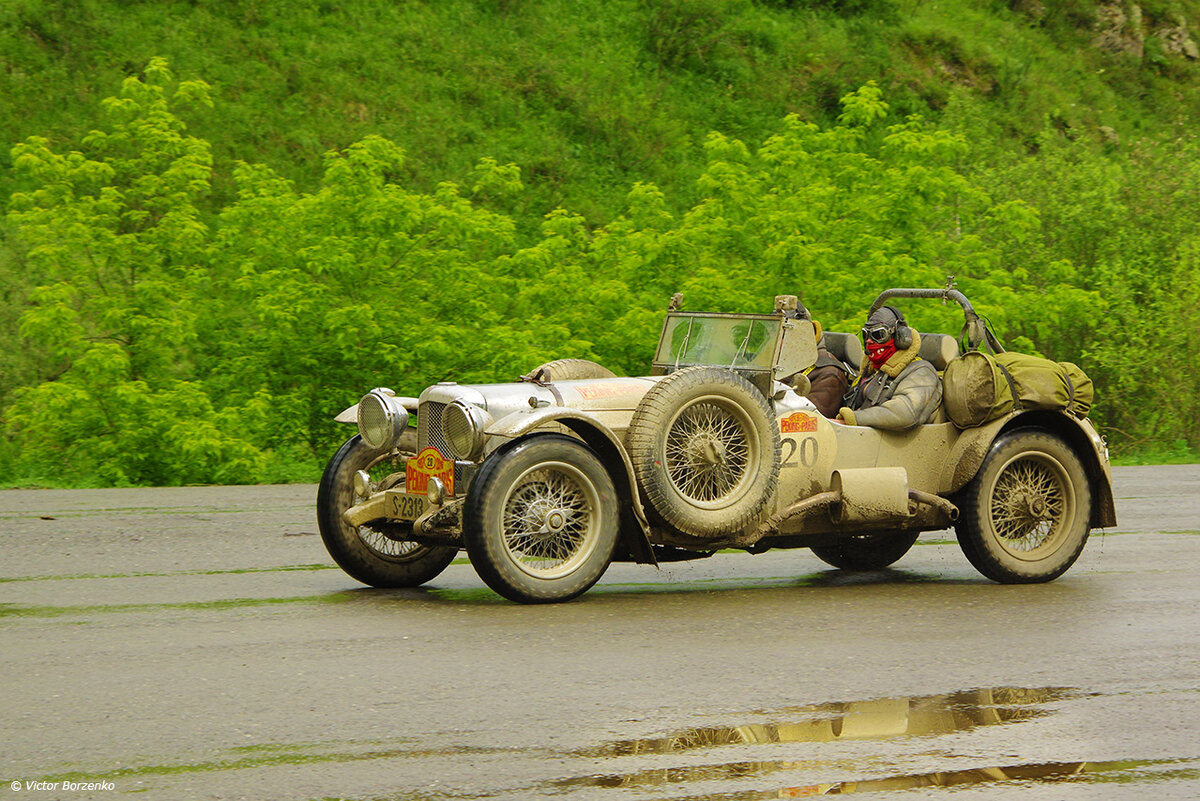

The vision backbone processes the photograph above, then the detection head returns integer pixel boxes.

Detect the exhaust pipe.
[908,490,959,522]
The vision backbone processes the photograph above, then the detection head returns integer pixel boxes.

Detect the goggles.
[861,323,895,344]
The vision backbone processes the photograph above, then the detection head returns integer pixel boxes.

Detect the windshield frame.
[652,312,784,374]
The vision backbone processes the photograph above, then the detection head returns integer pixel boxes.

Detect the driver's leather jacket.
[838,330,942,431]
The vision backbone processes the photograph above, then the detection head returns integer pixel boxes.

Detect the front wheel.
[810,529,920,570]
[317,435,458,588]
[463,434,618,603]
[954,430,1092,583]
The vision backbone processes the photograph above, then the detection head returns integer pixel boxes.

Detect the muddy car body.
[317,288,1115,603]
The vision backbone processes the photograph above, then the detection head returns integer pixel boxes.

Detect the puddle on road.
[581,687,1077,757]
[770,759,1198,797]
[550,687,1196,798]
[19,686,1198,799]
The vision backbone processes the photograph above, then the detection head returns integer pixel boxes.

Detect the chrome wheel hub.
[502,463,599,579]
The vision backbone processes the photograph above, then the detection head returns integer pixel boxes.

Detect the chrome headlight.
[441,401,492,460]
[357,388,405,450]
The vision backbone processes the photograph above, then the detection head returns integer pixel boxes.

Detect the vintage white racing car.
[317,289,1115,603]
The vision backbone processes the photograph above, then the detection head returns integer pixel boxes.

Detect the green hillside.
[5,0,1200,218]
[2,0,1199,486]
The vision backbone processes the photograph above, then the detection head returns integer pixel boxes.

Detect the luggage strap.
[995,359,1021,412]
[1063,366,1077,415]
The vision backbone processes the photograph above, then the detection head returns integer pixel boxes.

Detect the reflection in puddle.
[554,756,1197,797]
[552,688,1197,797]
[584,687,1076,757]
[770,759,1197,797]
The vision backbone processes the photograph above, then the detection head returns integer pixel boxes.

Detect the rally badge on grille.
[406,447,455,495]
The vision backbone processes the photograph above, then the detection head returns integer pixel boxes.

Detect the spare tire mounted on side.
[626,366,780,538]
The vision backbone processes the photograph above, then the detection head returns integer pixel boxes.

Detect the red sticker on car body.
[574,382,647,400]
[781,412,818,433]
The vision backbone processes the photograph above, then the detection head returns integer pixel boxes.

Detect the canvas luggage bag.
[943,350,1094,428]
[943,351,1013,427]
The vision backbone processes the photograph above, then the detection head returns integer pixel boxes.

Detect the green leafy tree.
[979,131,1200,452]
[5,58,261,485]
[4,61,1188,485]
[200,136,558,460]
[555,83,1099,377]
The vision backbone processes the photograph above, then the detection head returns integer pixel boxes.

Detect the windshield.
[654,313,781,372]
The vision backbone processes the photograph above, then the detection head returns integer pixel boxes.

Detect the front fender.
[487,408,656,564]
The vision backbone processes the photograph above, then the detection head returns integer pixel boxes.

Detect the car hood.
[419,376,662,421]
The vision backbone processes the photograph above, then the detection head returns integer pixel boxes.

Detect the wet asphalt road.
[1,466,1198,800]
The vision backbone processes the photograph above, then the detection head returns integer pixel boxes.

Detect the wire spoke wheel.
[351,450,431,560]
[501,462,600,579]
[627,366,779,538]
[464,434,618,603]
[954,430,1092,583]
[665,398,754,506]
[989,454,1072,557]
[317,435,458,588]
[345,449,446,564]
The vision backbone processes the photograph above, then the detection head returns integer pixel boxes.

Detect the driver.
[836,305,941,430]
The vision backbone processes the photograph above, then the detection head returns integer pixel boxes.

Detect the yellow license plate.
[388,492,427,521]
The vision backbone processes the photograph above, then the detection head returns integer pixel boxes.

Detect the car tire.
[954,430,1092,583]
[317,435,458,588]
[626,366,780,538]
[463,434,619,603]
[526,358,616,381]
[810,529,920,570]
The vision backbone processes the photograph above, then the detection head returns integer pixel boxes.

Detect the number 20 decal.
[781,436,819,468]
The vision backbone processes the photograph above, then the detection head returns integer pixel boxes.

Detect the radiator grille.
[418,401,449,456]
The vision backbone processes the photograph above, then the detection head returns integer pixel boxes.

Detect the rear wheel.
[463,435,618,603]
[810,529,920,570]
[317,436,458,587]
[955,430,1091,583]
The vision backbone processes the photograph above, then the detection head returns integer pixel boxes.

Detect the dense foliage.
[4,0,1200,485]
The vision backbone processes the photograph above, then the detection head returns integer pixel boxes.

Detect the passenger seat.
[819,332,863,375]
[917,333,960,372]
[916,332,959,424]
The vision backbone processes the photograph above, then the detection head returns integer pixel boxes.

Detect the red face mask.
[866,339,897,369]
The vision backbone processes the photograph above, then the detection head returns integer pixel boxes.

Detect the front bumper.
[344,488,429,528]
[343,486,465,539]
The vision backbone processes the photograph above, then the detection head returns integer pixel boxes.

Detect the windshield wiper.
[731,322,756,367]
[674,318,695,370]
